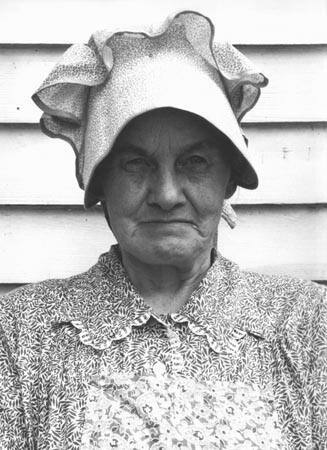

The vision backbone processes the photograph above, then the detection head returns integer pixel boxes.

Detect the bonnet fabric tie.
[32,11,268,228]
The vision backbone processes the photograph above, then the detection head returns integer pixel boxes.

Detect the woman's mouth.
[142,220,200,232]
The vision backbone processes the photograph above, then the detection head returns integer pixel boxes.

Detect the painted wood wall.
[1,0,327,295]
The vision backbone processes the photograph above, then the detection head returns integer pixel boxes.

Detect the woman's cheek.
[188,181,225,216]
[109,179,147,219]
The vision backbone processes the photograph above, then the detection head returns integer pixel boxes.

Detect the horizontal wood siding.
[1,0,326,44]
[0,0,326,293]
[1,123,326,205]
[1,45,327,123]
[0,206,326,283]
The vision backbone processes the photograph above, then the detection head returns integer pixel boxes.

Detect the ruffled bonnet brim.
[32,11,268,227]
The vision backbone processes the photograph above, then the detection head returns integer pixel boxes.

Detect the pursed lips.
[142,219,195,225]
[141,219,200,231]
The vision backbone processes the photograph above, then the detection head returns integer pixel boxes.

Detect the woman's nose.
[147,169,185,211]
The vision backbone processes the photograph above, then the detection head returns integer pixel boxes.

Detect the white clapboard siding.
[1,1,326,289]
[1,123,327,205]
[1,45,327,124]
[0,206,326,283]
[1,0,326,45]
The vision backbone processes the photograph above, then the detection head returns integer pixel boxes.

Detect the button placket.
[165,325,184,375]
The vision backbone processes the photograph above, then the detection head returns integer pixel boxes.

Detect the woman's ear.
[224,177,237,199]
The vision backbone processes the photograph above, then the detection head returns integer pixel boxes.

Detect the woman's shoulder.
[240,268,326,302]
[0,279,63,322]
[216,254,325,341]
[1,275,77,315]
[234,265,326,340]
[0,261,102,343]
[219,254,326,311]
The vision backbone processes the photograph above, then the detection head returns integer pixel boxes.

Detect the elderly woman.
[0,11,326,450]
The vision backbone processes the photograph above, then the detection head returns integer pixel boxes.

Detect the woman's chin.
[134,237,204,266]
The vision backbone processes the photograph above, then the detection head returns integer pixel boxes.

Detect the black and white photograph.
[0,1,326,448]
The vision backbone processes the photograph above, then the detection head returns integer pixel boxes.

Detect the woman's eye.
[123,157,150,173]
[179,155,209,172]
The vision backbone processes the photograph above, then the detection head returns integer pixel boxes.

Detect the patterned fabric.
[32,11,267,207]
[0,244,326,449]
[81,371,283,449]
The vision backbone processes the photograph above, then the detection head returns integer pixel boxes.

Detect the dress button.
[152,361,167,377]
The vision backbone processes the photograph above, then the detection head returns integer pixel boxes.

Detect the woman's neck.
[120,248,212,315]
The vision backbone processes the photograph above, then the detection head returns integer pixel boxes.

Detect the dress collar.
[54,245,268,351]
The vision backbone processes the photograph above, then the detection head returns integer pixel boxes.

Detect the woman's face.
[101,108,234,267]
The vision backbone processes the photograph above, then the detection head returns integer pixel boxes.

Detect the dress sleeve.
[271,283,327,447]
[309,289,327,447]
[0,305,28,448]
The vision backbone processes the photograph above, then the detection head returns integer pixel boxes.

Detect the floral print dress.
[0,245,326,449]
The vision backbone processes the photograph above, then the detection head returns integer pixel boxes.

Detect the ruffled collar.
[53,245,269,351]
